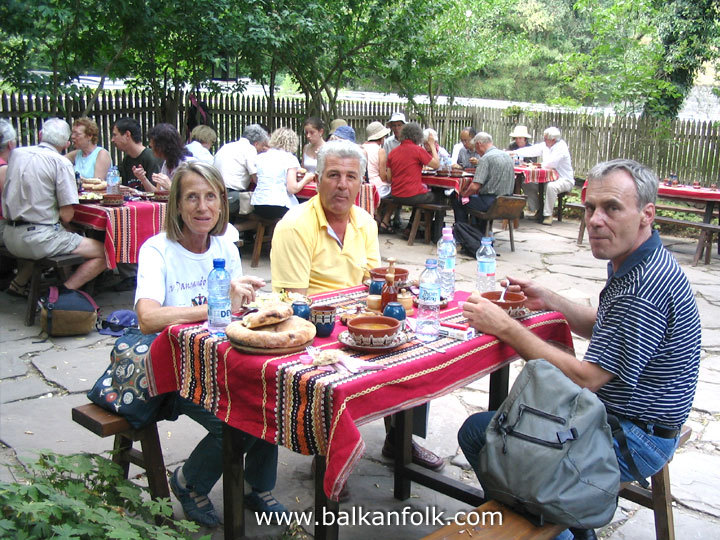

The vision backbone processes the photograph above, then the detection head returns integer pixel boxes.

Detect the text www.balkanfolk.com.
[255,506,503,528]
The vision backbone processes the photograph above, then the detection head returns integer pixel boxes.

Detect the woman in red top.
[381,122,440,231]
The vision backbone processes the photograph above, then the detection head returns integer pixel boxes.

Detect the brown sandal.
[6,279,29,298]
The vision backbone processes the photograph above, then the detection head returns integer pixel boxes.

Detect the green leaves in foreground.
[0,451,210,540]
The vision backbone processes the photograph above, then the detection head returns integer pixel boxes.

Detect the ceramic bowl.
[480,290,527,311]
[347,315,401,347]
[369,266,410,284]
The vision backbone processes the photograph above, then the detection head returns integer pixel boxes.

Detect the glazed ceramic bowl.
[347,315,401,347]
[480,290,527,311]
[369,266,410,284]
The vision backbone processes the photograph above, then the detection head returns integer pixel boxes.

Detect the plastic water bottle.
[476,237,496,292]
[416,259,441,342]
[437,228,456,301]
[207,258,231,336]
[106,165,120,195]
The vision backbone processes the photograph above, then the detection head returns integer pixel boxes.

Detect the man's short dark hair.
[114,118,142,143]
[462,127,477,137]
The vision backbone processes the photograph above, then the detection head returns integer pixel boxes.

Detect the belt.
[628,418,679,439]
[6,219,30,226]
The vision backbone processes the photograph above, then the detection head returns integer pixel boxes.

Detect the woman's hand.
[152,173,172,190]
[230,276,266,311]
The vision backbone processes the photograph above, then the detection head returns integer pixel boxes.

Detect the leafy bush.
[0,451,209,540]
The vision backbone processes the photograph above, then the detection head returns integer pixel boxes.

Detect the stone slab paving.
[0,218,719,539]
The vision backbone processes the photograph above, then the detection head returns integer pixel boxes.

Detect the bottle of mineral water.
[106,165,120,195]
[416,259,441,342]
[437,228,456,301]
[476,237,497,293]
[207,258,231,336]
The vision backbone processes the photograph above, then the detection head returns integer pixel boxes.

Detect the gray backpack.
[479,359,620,529]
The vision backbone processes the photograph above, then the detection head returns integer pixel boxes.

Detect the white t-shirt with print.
[135,232,242,308]
[251,148,301,208]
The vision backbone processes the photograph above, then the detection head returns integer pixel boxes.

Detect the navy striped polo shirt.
[586,231,701,429]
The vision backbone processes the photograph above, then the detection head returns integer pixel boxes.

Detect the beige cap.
[366,121,391,141]
[329,119,348,134]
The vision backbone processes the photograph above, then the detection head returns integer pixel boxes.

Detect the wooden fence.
[1,89,719,184]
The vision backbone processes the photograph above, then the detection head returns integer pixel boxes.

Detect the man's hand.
[462,293,515,337]
[132,165,147,181]
[503,275,552,312]
[469,156,478,166]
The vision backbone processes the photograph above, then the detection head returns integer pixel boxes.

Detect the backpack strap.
[606,413,650,489]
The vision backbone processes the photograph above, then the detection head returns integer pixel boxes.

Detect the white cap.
[387,112,406,124]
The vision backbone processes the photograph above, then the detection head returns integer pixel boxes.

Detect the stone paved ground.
[1,216,718,539]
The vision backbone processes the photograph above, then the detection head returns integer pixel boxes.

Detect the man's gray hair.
[587,159,658,208]
[423,128,438,142]
[472,132,493,145]
[41,118,71,148]
[242,124,269,145]
[0,119,16,150]
[543,127,561,141]
[316,140,367,180]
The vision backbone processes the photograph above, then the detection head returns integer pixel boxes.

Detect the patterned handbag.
[87,329,173,428]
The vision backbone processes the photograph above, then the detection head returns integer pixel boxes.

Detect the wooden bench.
[466,195,527,252]
[407,203,453,246]
[71,403,170,500]
[425,425,691,540]
[233,214,282,267]
[0,246,85,326]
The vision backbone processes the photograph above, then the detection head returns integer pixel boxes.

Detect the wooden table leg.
[536,183,547,222]
[488,365,510,411]
[223,423,245,540]
[313,455,339,540]
[393,408,414,501]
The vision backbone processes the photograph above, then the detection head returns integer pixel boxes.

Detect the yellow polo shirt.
[270,195,380,296]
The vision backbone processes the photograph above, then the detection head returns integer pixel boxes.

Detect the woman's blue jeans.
[457,411,679,539]
[176,396,278,496]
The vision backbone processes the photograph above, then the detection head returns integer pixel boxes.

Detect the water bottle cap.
[442,227,452,235]
[442,231,453,240]
[212,258,225,269]
[425,258,438,268]
[481,237,492,244]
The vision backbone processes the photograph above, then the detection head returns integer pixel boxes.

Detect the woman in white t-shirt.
[135,161,287,526]
[251,127,313,220]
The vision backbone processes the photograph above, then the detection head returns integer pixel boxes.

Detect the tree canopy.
[1,0,718,120]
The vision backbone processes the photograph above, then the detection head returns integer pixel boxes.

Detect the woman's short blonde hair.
[269,127,299,154]
[165,161,229,242]
[73,117,100,144]
[190,125,217,146]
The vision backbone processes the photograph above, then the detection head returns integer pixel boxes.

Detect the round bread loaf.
[242,303,293,329]
[226,316,316,348]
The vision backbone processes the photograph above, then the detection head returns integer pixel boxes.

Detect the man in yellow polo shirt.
[271,140,379,295]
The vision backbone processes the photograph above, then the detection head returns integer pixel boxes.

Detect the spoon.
[498,281,509,302]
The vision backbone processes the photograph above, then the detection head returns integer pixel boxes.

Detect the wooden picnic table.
[146,287,573,539]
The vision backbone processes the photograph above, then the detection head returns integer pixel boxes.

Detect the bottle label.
[440,257,455,270]
[209,305,231,323]
[419,283,441,303]
[477,260,496,276]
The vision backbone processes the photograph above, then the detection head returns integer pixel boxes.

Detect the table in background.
[72,200,166,269]
[297,183,380,216]
[514,166,559,222]
[657,184,720,262]
[147,287,572,539]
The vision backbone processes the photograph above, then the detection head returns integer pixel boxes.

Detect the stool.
[71,403,169,500]
[0,247,86,326]
[404,203,450,246]
[422,499,565,539]
[467,195,527,252]
[618,424,692,540]
[233,214,281,267]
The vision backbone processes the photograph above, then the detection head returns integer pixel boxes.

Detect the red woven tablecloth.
[657,185,720,202]
[297,184,380,215]
[72,201,166,269]
[514,166,559,184]
[147,288,572,499]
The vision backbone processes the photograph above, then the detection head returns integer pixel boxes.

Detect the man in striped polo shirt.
[458,159,701,540]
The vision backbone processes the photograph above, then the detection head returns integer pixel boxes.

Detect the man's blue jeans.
[457,411,680,538]
[176,397,278,496]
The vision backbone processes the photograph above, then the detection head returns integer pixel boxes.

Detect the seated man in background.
[271,140,444,476]
[2,118,107,293]
[452,132,515,225]
[452,127,479,170]
[459,159,701,540]
[111,117,161,190]
[511,126,574,225]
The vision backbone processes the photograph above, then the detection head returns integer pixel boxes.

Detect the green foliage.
[0,452,208,540]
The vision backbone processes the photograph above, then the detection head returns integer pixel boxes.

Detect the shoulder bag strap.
[606,413,649,489]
